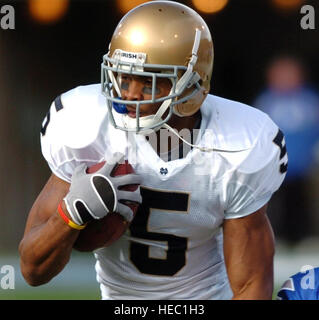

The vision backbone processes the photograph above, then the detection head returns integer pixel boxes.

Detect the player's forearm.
[223,206,275,300]
[228,259,274,300]
[19,210,79,286]
[231,276,274,300]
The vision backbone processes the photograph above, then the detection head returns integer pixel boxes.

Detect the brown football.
[73,160,139,252]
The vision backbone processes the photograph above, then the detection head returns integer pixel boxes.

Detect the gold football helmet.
[101,0,214,133]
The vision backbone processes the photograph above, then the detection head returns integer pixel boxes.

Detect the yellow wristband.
[57,203,86,230]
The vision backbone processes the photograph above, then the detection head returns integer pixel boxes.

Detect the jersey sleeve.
[224,115,288,219]
[40,85,108,183]
[40,99,72,182]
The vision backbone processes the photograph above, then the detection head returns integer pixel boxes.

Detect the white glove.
[64,153,142,225]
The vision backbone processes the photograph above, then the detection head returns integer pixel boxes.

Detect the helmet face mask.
[101,1,214,133]
[101,53,202,133]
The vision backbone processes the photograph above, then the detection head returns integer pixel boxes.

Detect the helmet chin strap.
[120,97,172,133]
[122,113,163,133]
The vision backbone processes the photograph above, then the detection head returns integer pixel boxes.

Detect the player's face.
[119,74,172,118]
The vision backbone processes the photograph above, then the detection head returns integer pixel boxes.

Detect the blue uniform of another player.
[277,267,319,300]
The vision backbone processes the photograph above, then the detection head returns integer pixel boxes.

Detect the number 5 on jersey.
[129,187,189,276]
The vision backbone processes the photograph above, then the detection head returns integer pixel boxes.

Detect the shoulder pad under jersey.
[41,84,108,149]
[202,95,286,173]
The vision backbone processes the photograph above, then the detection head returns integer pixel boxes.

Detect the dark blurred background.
[0,0,318,254]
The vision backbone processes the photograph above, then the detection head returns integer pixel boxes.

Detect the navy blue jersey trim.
[54,95,64,112]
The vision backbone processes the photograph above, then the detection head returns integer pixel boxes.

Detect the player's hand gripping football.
[64,152,142,225]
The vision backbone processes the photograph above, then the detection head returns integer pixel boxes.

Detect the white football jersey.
[40,84,287,300]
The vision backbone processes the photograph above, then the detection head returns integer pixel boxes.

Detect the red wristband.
[57,202,86,230]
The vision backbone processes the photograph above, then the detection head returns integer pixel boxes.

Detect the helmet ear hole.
[174,86,207,117]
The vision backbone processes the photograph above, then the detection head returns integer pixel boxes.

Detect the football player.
[277,266,319,300]
[19,1,287,299]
